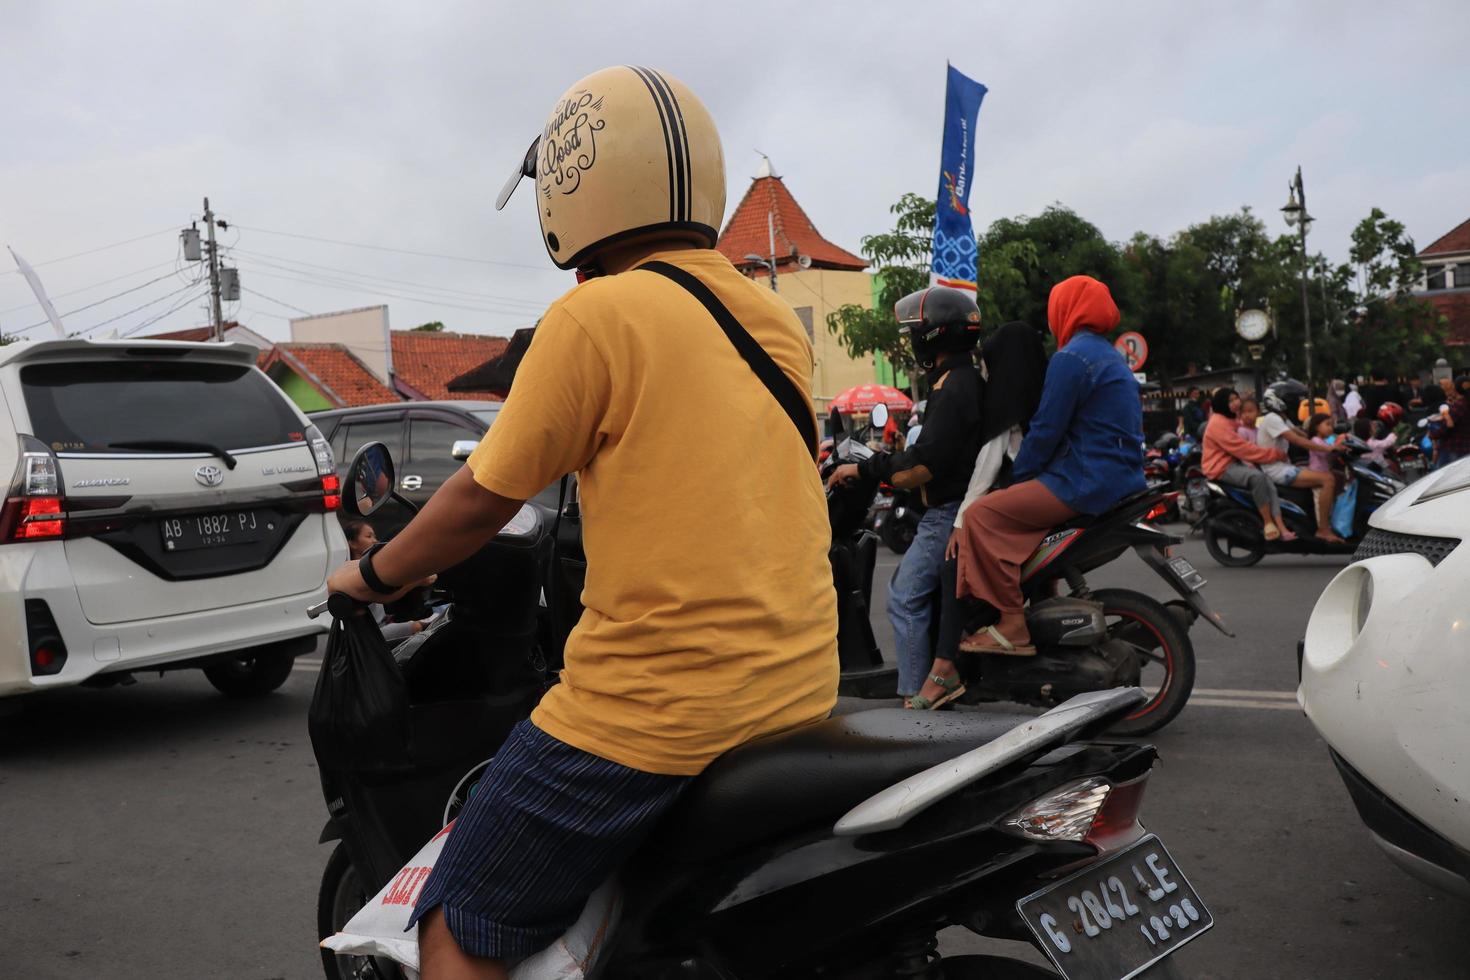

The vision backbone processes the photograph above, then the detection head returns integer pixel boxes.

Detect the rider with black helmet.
[828,286,984,707]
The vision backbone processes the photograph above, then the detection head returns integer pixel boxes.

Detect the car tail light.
[321,473,341,512]
[0,437,66,543]
[25,599,67,676]
[1004,772,1151,853]
[304,424,336,477]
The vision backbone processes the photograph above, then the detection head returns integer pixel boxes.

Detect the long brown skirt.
[956,480,1079,613]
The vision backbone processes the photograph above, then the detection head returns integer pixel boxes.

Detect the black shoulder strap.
[639,260,817,459]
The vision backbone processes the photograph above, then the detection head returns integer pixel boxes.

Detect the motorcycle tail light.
[1085,772,1150,851]
[1005,778,1111,843]
[1004,773,1151,852]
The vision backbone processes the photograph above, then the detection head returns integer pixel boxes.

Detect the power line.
[241,286,312,316]
[231,247,549,309]
[0,227,178,277]
[0,260,180,315]
[10,271,185,331]
[49,281,206,337]
[235,255,547,316]
[122,287,212,337]
[237,265,537,321]
[230,224,558,273]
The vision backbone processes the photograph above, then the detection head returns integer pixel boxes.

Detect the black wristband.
[358,542,401,596]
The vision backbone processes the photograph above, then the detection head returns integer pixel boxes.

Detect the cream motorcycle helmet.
[496,66,727,272]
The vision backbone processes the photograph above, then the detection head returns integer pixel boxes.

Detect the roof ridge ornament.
[754,150,779,180]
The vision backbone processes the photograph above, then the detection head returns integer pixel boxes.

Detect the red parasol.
[828,384,914,414]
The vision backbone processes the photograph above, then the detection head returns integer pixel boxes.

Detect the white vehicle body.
[1299,456,1470,897]
[0,339,345,697]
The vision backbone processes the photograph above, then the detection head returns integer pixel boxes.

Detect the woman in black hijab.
[911,321,1049,709]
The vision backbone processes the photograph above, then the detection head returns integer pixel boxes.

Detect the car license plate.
[1017,835,1212,980]
[159,510,267,552]
[1166,556,1206,592]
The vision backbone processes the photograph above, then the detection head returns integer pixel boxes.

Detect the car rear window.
[21,360,306,453]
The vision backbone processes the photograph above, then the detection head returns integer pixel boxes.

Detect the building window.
[1425,265,1447,290]
[1455,265,1470,289]
[794,305,815,342]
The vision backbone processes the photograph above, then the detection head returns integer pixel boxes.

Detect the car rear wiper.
[107,440,238,470]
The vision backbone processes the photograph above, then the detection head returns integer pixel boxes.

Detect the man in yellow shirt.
[325,66,837,979]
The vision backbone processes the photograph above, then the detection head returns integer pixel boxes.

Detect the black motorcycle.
[1191,435,1405,567]
[311,442,1210,979]
[870,483,924,554]
[826,425,1231,736]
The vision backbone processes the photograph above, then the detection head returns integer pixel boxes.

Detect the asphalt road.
[3,531,1467,979]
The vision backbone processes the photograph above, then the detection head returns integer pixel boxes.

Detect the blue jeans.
[887,500,961,696]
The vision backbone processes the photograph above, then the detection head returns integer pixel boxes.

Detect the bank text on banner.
[931,64,987,294]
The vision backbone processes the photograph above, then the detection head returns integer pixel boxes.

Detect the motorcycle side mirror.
[344,442,397,518]
[451,439,477,461]
[871,403,889,429]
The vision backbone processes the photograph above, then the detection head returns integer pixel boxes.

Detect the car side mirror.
[344,442,396,517]
[451,439,477,461]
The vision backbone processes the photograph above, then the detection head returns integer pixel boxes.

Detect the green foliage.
[838,193,1450,391]
[825,193,934,383]
[412,321,446,332]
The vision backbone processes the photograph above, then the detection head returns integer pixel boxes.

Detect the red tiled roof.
[262,343,400,407]
[1426,291,1470,346]
[1421,217,1470,257]
[144,326,216,342]
[390,331,510,401]
[717,176,867,275]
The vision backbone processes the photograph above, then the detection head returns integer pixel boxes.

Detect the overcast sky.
[2,0,1467,343]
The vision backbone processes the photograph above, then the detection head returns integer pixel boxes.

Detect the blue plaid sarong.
[406,719,690,960]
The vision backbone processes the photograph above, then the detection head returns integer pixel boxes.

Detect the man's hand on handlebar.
[826,463,860,490]
[325,560,436,605]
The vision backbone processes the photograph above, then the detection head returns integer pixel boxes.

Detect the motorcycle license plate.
[1166,556,1206,591]
[1017,835,1212,980]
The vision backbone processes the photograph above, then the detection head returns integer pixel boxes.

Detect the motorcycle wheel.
[318,842,403,980]
[1203,512,1266,567]
[880,516,916,554]
[1095,589,1195,736]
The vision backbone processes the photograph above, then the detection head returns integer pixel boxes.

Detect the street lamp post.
[1281,166,1315,407]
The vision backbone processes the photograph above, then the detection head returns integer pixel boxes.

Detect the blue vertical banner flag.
[931,64,987,293]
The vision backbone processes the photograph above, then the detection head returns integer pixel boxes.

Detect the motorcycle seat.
[1053,487,1160,532]
[648,708,1020,864]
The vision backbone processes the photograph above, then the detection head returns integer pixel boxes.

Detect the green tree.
[825,193,934,391]
[1333,208,1445,376]
[413,321,445,332]
[978,205,1133,333]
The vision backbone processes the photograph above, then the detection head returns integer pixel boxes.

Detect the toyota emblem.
[194,464,224,487]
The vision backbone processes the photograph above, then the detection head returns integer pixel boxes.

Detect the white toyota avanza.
[0,338,346,698]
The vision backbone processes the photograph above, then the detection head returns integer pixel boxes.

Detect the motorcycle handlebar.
[307,592,368,620]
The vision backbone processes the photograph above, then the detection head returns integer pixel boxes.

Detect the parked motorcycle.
[826,412,1229,736]
[311,442,1211,979]
[1192,435,1406,567]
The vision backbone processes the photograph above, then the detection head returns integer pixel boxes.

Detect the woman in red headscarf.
[954,276,1146,654]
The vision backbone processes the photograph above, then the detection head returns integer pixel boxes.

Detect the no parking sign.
[1115,331,1148,372]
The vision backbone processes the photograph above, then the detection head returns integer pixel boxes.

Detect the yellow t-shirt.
[467,248,838,775]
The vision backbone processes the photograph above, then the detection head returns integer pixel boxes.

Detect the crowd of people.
[1178,366,1470,542]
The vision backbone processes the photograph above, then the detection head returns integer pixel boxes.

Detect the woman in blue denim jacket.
[954,275,1144,653]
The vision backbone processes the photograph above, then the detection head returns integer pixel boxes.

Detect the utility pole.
[766,211,779,292]
[1281,168,1314,407]
[203,197,224,341]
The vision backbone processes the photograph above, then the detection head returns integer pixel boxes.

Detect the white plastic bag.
[321,821,621,980]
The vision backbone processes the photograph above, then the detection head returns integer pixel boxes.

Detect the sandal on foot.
[908,671,967,711]
[958,625,1036,656]
[1263,523,1281,542]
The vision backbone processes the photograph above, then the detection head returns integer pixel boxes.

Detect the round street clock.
[1235,308,1271,342]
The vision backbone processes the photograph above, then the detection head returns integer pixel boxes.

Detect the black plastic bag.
[308,598,412,773]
